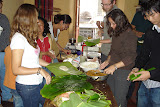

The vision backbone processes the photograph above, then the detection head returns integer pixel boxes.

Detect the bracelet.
[37,67,41,75]
[114,65,118,70]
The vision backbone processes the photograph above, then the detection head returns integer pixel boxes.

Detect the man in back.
[0,0,12,106]
[97,0,118,63]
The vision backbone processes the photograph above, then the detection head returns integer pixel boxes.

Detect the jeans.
[53,58,59,63]
[138,82,160,107]
[0,52,12,104]
[16,82,45,107]
[11,89,24,107]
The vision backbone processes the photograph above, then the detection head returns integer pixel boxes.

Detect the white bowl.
[79,61,99,72]
[87,52,101,58]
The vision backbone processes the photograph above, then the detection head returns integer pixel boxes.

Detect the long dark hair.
[54,14,72,24]
[106,9,132,37]
[38,16,50,37]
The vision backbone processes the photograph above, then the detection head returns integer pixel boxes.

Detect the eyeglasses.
[101,2,112,7]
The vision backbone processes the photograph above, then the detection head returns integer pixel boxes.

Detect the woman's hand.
[100,61,109,70]
[46,51,56,59]
[40,69,51,85]
[63,49,71,54]
[103,65,116,75]
[127,68,139,81]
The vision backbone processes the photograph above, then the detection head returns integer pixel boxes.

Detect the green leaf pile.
[129,67,156,81]
[46,62,82,76]
[60,89,111,107]
[84,38,100,47]
[40,75,93,100]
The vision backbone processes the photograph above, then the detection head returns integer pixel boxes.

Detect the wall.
[2,0,24,23]
[117,0,139,22]
[24,0,34,4]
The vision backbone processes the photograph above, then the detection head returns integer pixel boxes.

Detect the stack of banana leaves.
[78,36,100,47]
[40,62,111,107]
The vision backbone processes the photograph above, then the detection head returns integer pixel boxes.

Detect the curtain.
[35,0,53,21]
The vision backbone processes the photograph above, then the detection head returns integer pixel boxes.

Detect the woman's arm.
[40,51,56,59]
[11,49,41,75]
[39,58,50,67]
[11,49,51,84]
[100,55,111,69]
[56,41,71,54]
[104,61,125,75]
[100,39,111,44]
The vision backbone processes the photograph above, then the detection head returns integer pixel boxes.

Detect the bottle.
[81,43,88,57]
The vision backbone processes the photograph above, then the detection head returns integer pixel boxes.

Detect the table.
[88,79,118,107]
[44,78,118,107]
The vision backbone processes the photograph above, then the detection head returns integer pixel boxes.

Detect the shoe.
[0,104,3,107]
[7,97,13,102]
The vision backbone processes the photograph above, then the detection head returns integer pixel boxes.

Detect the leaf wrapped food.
[40,75,93,100]
[46,62,82,76]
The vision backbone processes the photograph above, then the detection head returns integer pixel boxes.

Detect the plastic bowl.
[79,61,99,72]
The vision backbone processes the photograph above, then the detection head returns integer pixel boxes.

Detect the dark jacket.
[135,27,160,82]
[0,13,10,52]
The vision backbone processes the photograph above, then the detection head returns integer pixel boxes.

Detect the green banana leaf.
[84,39,100,47]
[46,62,82,76]
[60,90,111,107]
[40,75,93,100]
[129,67,156,81]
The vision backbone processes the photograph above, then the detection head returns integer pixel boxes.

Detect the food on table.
[46,62,82,76]
[59,66,69,71]
[40,75,93,100]
[61,54,77,60]
[60,89,111,107]
[82,63,97,68]
[86,70,107,76]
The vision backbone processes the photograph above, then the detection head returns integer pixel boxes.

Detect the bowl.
[79,61,99,72]
[87,52,101,58]
[86,69,109,81]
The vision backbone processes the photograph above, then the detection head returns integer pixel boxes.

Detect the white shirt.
[53,29,60,41]
[10,32,43,85]
[48,21,60,41]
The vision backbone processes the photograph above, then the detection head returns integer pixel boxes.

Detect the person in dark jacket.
[127,0,160,106]
[0,0,12,106]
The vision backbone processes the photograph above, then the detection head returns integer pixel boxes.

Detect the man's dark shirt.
[135,27,160,82]
[0,13,10,52]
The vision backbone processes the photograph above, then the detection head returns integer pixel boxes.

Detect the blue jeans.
[11,89,24,107]
[16,82,45,107]
[138,82,160,107]
[53,58,59,63]
[0,52,12,104]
